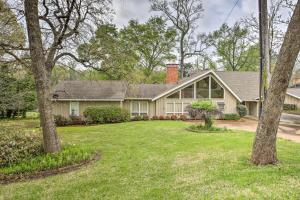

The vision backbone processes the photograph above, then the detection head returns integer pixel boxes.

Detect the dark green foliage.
[83,106,130,124]
[187,125,229,133]
[283,104,297,110]
[132,115,143,121]
[0,128,43,167]
[54,115,69,127]
[236,104,248,117]
[69,116,86,125]
[0,146,95,175]
[0,66,37,119]
[221,114,241,120]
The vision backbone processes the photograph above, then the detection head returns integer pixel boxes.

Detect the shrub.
[159,115,165,120]
[170,115,177,120]
[179,115,188,121]
[186,100,220,128]
[236,104,247,117]
[0,128,43,167]
[83,106,130,124]
[222,113,241,120]
[132,115,142,121]
[151,116,159,120]
[283,104,297,110]
[69,116,86,125]
[165,116,171,120]
[54,115,69,126]
[142,115,149,121]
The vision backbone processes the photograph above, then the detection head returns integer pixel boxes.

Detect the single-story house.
[52,64,300,118]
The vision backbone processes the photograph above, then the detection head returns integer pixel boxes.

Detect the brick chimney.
[166,64,179,84]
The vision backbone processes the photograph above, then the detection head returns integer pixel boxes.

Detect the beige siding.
[285,94,300,108]
[224,89,238,114]
[123,100,156,117]
[52,101,69,118]
[52,101,121,118]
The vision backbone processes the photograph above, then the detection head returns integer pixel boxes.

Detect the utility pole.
[258,0,269,117]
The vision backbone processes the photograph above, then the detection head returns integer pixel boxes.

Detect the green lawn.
[1,120,300,199]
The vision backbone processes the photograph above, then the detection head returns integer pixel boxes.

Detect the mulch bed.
[0,153,100,185]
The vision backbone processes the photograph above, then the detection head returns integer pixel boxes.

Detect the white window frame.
[69,102,79,116]
[130,101,149,116]
[165,102,189,115]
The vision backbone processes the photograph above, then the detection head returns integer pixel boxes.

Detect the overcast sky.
[112,0,258,33]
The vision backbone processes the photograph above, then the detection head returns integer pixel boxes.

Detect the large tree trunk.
[252,0,300,165]
[24,0,61,153]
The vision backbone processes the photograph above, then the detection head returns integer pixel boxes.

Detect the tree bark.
[24,0,61,153]
[180,34,185,78]
[252,0,300,165]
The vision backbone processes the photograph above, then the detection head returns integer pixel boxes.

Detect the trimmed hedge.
[283,104,297,110]
[221,113,241,120]
[83,106,130,124]
[0,128,43,167]
[236,104,247,117]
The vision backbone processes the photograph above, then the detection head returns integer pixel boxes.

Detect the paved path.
[213,118,300,143]
[281,113,300,124]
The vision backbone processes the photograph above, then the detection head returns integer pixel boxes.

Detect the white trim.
[152,70,242,102]
[69,102,79,116]
[286,92,300,100]
[193,82,196,99]
[210,71,242,102]
[53,99,123,102]
[130,101,149,116]
[125,98,152,100]
[152,70,212,101]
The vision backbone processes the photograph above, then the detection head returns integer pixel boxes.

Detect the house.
[52,64,300,118]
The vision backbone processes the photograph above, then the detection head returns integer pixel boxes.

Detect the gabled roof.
[53,80,127,101]
[152,70,250,102]
[52,71,300,102]
[287,88,300,99]
[126,84,175,99]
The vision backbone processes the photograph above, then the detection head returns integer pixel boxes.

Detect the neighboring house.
[52,64,300,118]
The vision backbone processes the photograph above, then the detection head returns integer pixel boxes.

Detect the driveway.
[214,118,300,143]
[281,113,300,124]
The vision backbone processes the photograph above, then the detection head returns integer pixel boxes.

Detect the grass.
[186,124,230,133]
[0,119,300,199]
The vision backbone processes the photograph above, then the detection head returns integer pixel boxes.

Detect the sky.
[112,0,258,33]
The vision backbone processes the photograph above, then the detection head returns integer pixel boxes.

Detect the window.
[166,102,190,115]
[181,84,194,98]
[217,102,225,112]
[167,91,180,99]
[131,101,148,116]
[196,77,209,98]
[211,78,224,98]
[70,102,79,116]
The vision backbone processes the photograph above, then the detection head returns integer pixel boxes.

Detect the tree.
[243,0,298,82]
[77,24,139,81]
[151,0,204,78]
[252,0,300,165]
[186,100,220,129]
[120,17,176,80]
[1,0,111,153]
[79,18,177,83]
[0,65,36,118]
[207,23,260,71]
